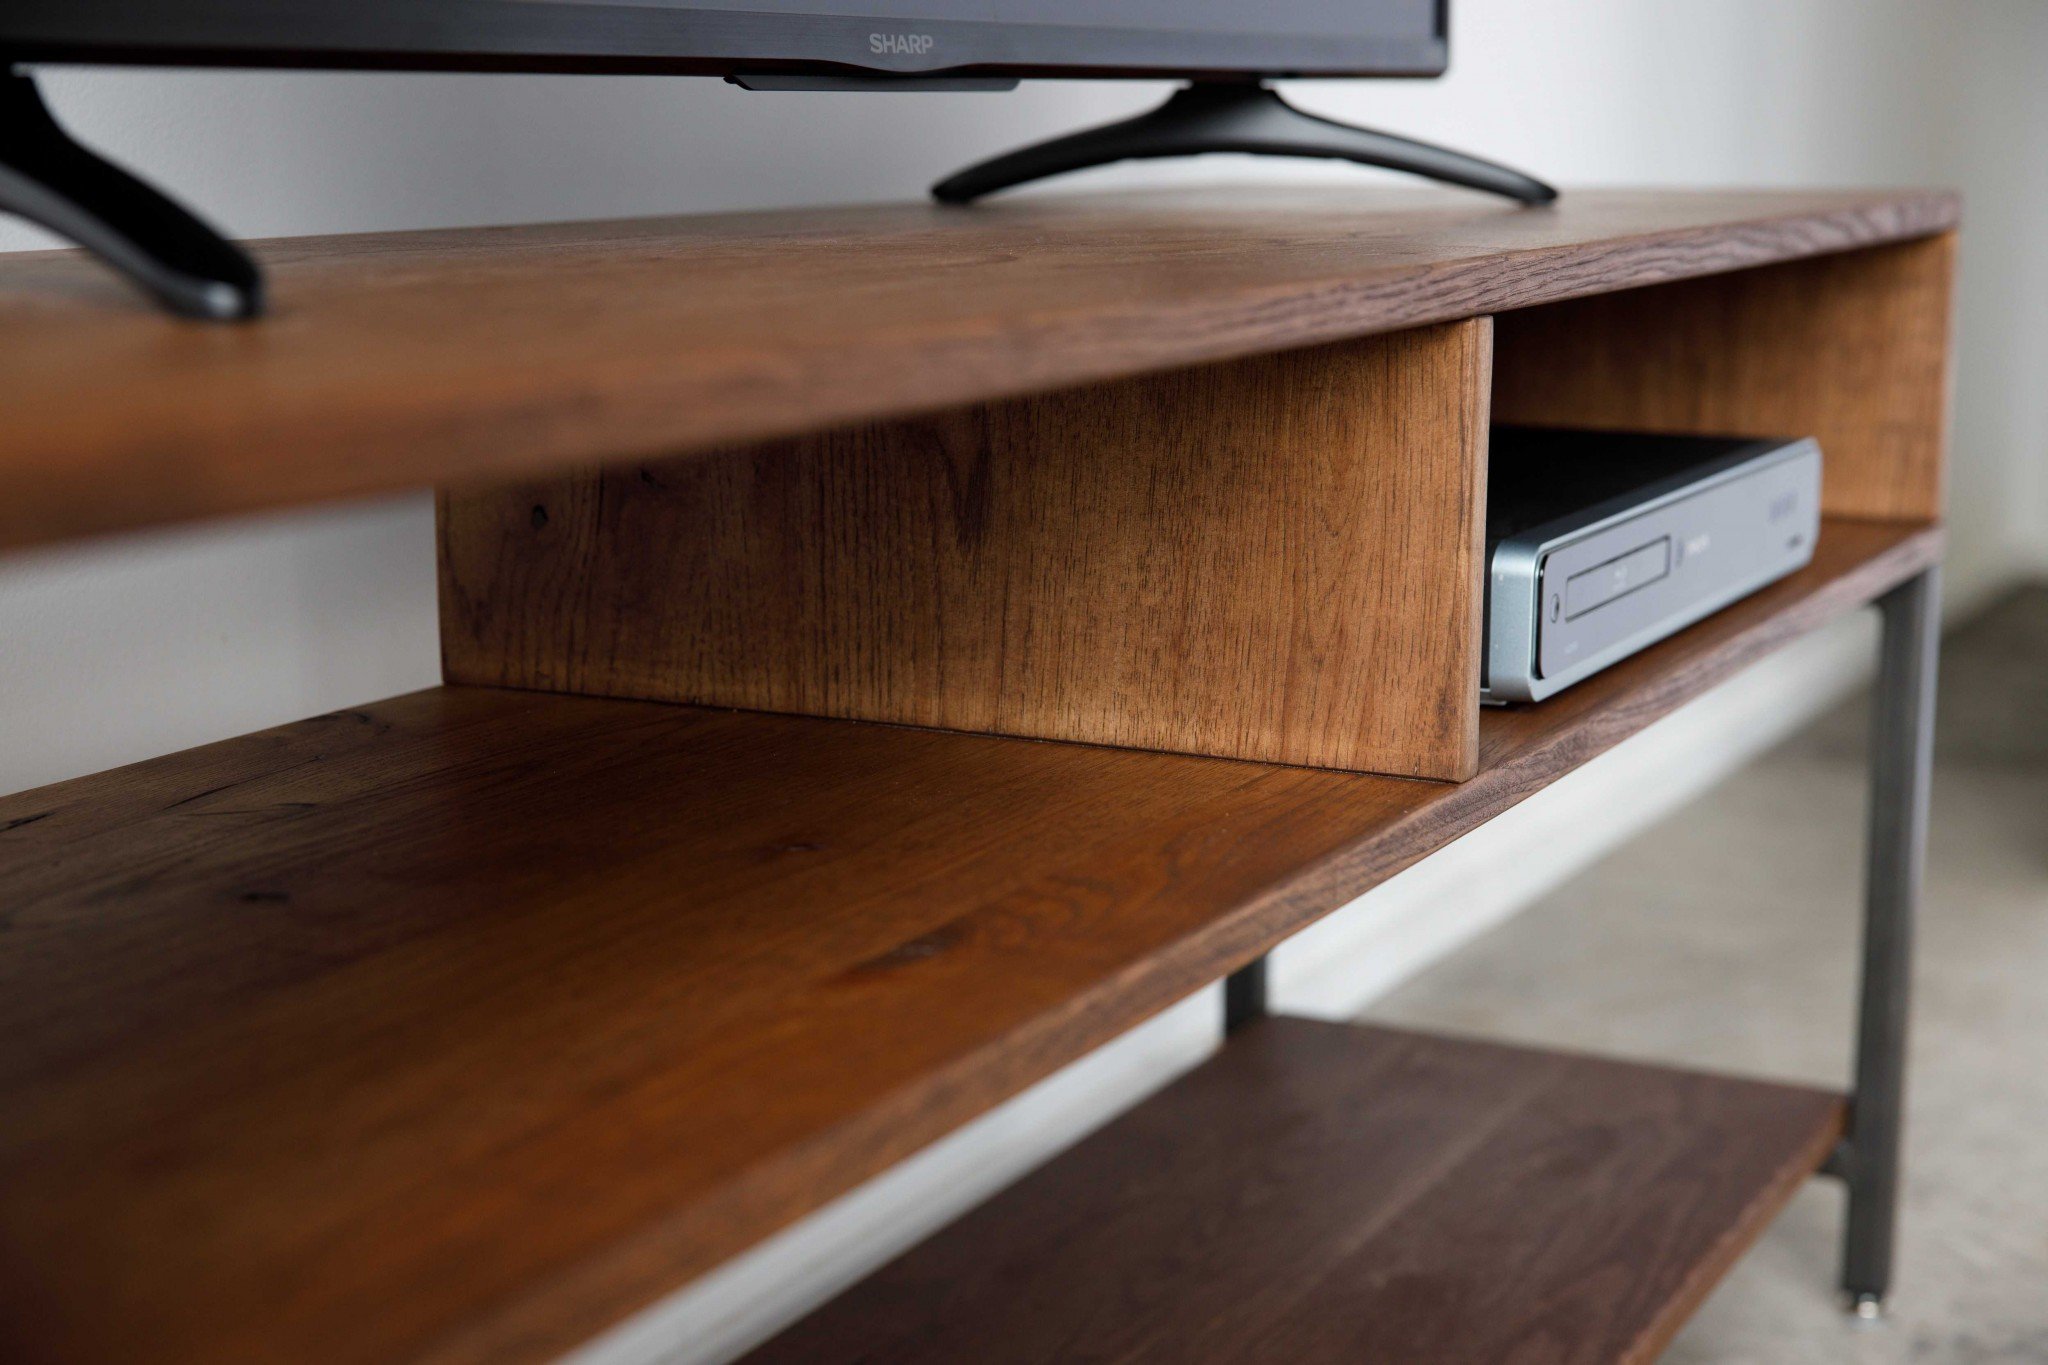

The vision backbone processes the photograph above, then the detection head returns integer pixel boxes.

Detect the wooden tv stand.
[0,187,1954,1365]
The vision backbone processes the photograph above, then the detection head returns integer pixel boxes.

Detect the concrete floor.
[1364,587,2048,1363]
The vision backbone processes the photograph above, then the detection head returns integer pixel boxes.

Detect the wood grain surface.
[1494,233,1956,520]
[441,321,1491,778]
[0,188,1955,553]
[742,1018,1847,1365]
[0,517,1935,1365]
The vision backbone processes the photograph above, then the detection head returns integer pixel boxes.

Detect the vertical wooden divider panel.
[1492,233,1954,521]
[440,318,1491,779]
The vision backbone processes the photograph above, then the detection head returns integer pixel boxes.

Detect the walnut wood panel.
[743,1018,1846,1365]
[0,517,1934,1365]
[1494,233,1956,520]
[440,322,1490,778]
[0,189,1954,552]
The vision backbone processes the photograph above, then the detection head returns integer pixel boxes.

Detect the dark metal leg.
[933,83,1558,208]
[1838,566,1940,1316]
[0,69,263,319]
[1224,956,1269,1035]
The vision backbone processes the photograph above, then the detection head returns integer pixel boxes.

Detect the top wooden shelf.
[0,186,1954,553]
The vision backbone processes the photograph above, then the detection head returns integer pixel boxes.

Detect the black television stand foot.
[933,81,1557,207]
[0,70,263,320]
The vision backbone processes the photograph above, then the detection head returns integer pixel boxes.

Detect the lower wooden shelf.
[0,518,1933,1365]
[744,1018,1846,1365]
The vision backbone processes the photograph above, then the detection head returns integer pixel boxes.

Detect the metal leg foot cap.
[1847,1292,1887,1322]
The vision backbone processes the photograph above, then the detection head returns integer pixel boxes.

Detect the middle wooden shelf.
[0,516,1936,1365]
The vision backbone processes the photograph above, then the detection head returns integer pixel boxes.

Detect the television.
[0,1,1551,320]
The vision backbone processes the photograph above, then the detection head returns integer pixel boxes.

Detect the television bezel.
[0,0,1450,83]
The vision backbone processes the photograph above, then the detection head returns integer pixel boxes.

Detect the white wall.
[3,2,2044,1360]
[1935,5,2048,578]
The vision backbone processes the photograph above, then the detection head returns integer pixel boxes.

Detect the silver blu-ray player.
[1483,427,1822,703]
